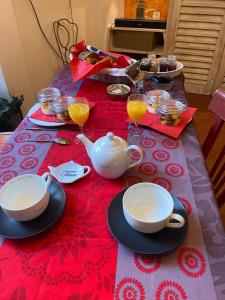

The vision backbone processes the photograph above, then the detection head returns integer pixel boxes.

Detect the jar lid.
[144,90,170,104]
[160,57,167,63]
[38,87,61,103]
[167,55,176,62]
[157,99,187,114]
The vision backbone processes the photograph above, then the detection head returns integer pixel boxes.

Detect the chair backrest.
[202,89,225,207]
[53,18,78,64]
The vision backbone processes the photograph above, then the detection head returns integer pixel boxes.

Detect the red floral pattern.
[149,130,161,136]
[134,254,161,273]
[128,126,144,136]
[156,280,187,300]
[140,137,156,149]
[0,143,14,154]
[178,247,206,278]
[18,144,36,156]
[36,133,53,140]
[165,163,184,178]
[15,133,31,143]
[124,175,143,188]
[152,177,172,191]
[138,162,157,176]
[152,150,170,162]
[162,138,179,149]
[115,278,145,300]
[0,156,16,169]
[0,170,18,184]
[130,149,145,161]
[20,157,39,170]
[177,197,192,215]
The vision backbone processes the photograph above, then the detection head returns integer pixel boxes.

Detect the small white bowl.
[0,173,51,221]
[123,182,185,233]
[107,84,130,100]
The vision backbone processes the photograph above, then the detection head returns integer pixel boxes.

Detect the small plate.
[28,103,65,127]
[48,161,91,184]
[0,180,66,239]
[107,189,188,255]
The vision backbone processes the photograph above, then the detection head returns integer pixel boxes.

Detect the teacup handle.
[126,145,144,170]
[42,172,52,187]
[83,166,91,176]
[166,213,185,229]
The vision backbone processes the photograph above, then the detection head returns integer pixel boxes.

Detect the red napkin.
[128,107,197,139]
[29,101,96,124]
[70,40,131,82]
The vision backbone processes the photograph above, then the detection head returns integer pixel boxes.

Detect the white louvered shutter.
[165,0,225,94]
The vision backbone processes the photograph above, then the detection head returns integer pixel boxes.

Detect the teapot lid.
[97,132,125,151]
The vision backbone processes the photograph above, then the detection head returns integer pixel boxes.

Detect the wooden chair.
[202,89,225,207]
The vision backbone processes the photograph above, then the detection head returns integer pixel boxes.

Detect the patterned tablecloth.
[0,65,224,300]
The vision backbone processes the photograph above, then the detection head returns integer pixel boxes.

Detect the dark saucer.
[107,189,188,255]
[0,180,66,239]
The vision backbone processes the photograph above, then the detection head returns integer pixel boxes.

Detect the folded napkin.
[128,107,197,139]
[29,101,96,124]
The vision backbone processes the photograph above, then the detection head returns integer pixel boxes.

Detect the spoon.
[23,137,71,145]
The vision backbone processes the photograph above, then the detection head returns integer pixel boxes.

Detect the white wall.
[0,0,124,114]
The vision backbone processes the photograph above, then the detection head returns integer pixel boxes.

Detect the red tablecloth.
[0,67,224,299]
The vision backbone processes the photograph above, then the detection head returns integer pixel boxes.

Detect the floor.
[0,94,225,225]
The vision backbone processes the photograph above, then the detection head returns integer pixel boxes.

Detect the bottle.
[38,87,61,115]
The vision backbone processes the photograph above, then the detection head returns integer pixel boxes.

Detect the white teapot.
[77,132,143,179]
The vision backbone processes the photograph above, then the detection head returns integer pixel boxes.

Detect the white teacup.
[123,182,185,234]
[0,173,52,221]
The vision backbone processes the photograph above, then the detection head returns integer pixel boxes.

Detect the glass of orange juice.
[127,94,148,136]
[68,97,90,133]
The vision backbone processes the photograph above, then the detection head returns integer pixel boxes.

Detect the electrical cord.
[28,0,73,63]
[68,0,75,44]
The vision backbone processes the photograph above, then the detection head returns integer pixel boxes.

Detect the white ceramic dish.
[142,61,184,78]
[48,161,91,184]
[28,103,65,127]
[123,182,185,234]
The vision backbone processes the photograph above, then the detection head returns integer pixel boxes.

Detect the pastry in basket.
[78,51,99,64]
[78,51,113,65]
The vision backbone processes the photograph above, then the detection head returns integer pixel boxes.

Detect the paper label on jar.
[153,11,160,20]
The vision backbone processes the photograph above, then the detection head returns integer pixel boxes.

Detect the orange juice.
[127,100,147,122]
[68,103,89,125]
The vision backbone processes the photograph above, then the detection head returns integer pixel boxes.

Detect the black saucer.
[107,189,188,255]
[0,180,66,239]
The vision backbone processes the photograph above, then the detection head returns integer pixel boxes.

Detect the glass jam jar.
[159,57,168,72]
[140,58,150,71]
[53,96,72,121]
[144,90,170,114]
[167,55,177,71]
[157,99,187,126]
[150,58,160,72]
[38,87,61,115]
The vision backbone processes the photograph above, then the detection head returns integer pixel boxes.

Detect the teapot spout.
[76,134,93,159]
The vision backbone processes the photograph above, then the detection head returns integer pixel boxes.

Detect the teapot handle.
[125,145,144,170]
